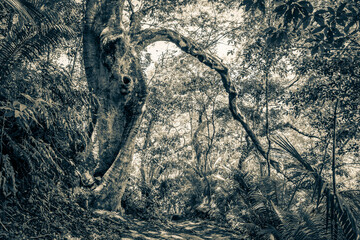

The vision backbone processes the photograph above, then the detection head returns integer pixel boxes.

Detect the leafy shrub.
[0,54,90,202]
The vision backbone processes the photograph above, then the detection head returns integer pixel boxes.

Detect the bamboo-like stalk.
[332,99,339,240]
[332,99,338,197]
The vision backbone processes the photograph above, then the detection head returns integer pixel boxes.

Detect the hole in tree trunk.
[123,76,131,84]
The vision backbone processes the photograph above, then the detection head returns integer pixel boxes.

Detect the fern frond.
[334,194,359,240]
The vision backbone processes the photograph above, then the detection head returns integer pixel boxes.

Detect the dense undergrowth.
[0,44,96,238]
[0,187,128,239]
[1,34,359,240]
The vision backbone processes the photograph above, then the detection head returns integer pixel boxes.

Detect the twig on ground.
[0,219,8,232]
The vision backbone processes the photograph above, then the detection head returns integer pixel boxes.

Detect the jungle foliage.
[0,0,359,239]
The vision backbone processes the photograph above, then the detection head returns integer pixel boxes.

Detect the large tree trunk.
[83,0,147,211]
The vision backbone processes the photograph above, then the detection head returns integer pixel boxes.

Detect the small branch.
[336,162,360,168]
[332,99,339,196]
[265,55,272,177]
[287,175,306,210]
[285,75,301,89]
[69,36,82,79]
[128,0,145,35]
[127,0,135,14]
[285,123,322,140]
[0,115,6,172]
[203,25,242,49]
[318,140,330,177]
[0,219,8,232]
[29,234,51,239]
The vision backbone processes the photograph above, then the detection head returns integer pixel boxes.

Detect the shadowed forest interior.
[0,0,359,239]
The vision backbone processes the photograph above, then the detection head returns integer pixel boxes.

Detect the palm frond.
[0,0,75,76]
[272,135,316,175]
[3,0,37,25]
[0,23,74,76]
[273,134,360,240]
[3,0,57,28]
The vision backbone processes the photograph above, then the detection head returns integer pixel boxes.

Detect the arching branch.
[134,28,268,160]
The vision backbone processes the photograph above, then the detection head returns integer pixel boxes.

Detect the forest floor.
[118,218,244,239]
[1,203,246,240]
[83,210,245,240]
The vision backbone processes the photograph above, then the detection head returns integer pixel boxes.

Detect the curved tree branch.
[284,122,322,140]
[134,28,268,160]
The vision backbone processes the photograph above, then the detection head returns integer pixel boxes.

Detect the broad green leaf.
[336,2,347,16]
[292,7,300,25]
[333,28,343,38]
[336,14,348,26]
[315,9,327,15]
[274,4,287,17]
[302,16,311,29]
[344,20,356,33]
[315,33,325,40]
[334,38,346,48]
[311,45,319,55]
[298,1,313,13]
[305,37,314,43]
[312,26,325,34]
[327,7,335,16]
[326,28,334,43]
[257,0,265,14]
[314,14,325,26]
[284,9,293,26]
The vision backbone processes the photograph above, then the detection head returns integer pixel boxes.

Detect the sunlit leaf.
[344,21,356,33]
[14,110,21,118]
[13,100,20,107]
[19,103,27,111]
[21,93,35,102]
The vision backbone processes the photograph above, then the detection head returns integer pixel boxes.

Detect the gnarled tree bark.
[83,0,147,211]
